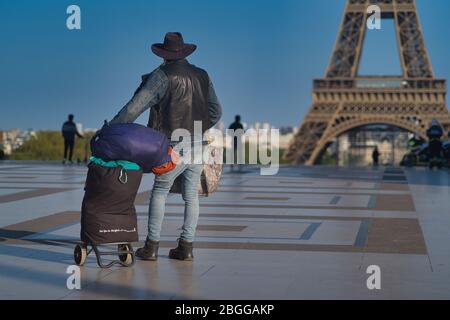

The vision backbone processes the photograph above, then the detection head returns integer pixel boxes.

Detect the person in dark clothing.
[228,115,244,171]
[110,32,222,261]
[62,114,83,164]
[426,119,444,169]
[428,139,443,159]
[372,146,380,167]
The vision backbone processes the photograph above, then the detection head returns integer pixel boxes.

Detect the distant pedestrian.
[228,115,244,172]
[427,119,444,169]
[62,114,83,165]
[372,146,380,167]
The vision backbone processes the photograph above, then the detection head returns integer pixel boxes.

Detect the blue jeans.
[147,162,203,243]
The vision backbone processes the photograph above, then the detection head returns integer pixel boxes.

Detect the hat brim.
[151,43,197,60]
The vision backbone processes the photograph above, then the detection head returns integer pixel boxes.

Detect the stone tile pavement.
[0,162,449,299]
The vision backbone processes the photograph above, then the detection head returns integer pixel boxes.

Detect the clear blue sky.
[1,0,449,130]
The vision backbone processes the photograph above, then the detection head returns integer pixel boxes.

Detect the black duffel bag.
[81,163,142,245]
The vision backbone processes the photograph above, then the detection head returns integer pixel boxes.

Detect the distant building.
[278,127,297,150]
[76,123,83,135]
[221,122,297,150]
[0,129,36,155]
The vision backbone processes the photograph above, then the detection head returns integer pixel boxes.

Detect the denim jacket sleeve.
[208,79,222,127]
[109,68,168,124]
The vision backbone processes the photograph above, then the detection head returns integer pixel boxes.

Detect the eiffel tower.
[285,0,450,165]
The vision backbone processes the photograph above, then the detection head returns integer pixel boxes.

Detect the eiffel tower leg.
[284,103,338,165]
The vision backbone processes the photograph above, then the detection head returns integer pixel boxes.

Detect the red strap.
[151,147,179,175]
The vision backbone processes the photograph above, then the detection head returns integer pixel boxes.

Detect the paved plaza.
[0,162,449,299]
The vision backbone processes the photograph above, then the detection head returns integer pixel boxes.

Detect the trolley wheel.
[74,244,87,266]
[118,244,133,265]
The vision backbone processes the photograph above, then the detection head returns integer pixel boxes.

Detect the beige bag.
[199,148,223,196]
[170,143,223,197]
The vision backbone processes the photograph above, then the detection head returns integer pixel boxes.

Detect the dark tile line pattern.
[135,185,413,212]
[0,188,77,204]
[217,181,410,193]
[144,212,367,220]
[23,221,82,241]
[299,223,322,240]
[0,181,85,185]
[354,219,371,247]
[2,170,87,174]
[216,184,379,190]
[367,195,377,209]
[15,239,425,255]
[178,220,362,243]
[3,177,38,179]
[277,181,314,185]
[0,211,427,254]
[1,218,344,246]
[172,217,426,254]
[329,196,341,205]
[243,196,291,201]
[0,172,85,176]
[175,234,315,242]
[8,218,318,242]
[192,225,248,232]
[213,189,408,196]
[384,169,405,175]
[0,211,80,244]
[0,166,33,171]
[298,175,383,182]
[0,168,85,171]
[383,175,407,182]
[0,187,39,190]
[161,196,416,212]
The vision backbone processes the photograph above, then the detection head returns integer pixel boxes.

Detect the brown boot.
[169,239,194,261]
[135,239,159,261]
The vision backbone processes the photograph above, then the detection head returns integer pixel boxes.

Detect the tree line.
[7,131,93,161]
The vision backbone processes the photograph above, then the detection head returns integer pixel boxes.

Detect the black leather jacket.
[110,59,222,139]
[148,60,211,138]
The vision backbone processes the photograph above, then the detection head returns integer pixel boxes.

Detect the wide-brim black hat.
[151,32,197,60]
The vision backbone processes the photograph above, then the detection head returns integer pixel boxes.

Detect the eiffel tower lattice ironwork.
[284,0,450,165]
